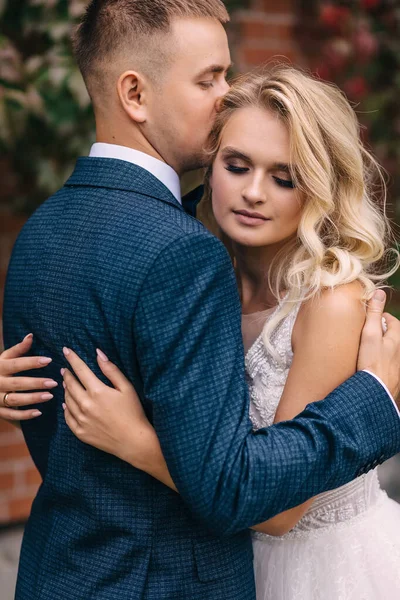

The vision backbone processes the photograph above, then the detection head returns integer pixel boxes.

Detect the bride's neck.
[233,244,277,314]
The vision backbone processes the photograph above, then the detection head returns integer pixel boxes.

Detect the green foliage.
[0,0,95,212]
[0,0,248,214]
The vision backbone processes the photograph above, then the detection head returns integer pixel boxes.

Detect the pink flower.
[343,76,369,99]
[353,23,379,61]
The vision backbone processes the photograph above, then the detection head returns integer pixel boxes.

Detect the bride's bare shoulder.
[293,281,366,348]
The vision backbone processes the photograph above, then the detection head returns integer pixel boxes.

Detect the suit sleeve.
[133,231,400,535]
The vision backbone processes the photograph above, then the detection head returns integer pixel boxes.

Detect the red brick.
[0,471,15,491]
[0,211,30,525]
[241,21,268,39]
[0,425,24,444]
[241,46,297,67]
[8,496,33,522]
[25,467,42,487]
[240,21,293,41]
[0,442,31,460]
[0,420,17,434]
[258,0,295,13]
[0,501,9,523]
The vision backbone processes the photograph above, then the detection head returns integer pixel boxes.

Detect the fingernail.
[96,348,109,362]
[62,403,66,411]
[32,410,42,417]
[382,317,388,333]
[373,290,385,302]
[63,347,71,356]
[44,380,58,388]
[24,333,33,341]
[41,393,53,400]
[60,368,65,376]
[39,357,52,365]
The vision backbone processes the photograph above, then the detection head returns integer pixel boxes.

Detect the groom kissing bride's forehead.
[73,0,232,174]
[3,0,400,599]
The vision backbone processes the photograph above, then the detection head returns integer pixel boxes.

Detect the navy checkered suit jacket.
[4,158,400,599]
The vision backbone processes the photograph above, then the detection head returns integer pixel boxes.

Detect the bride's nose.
[242,175,267,206]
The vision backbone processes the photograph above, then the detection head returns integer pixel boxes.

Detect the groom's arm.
[134,231,400,535]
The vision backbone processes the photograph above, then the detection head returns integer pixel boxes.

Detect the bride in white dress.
[244,303,400,598]
[7,65,400,597]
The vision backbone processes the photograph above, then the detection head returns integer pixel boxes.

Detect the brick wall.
[231,0,304,71]
[0,420,41,523]
[0,211,42,524]
[0,1,305,525]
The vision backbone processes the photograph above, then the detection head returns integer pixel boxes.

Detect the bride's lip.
[233,210,270,225]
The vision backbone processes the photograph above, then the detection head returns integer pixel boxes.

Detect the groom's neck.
[95,120,167,165]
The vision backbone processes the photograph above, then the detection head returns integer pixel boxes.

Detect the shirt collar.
[89,143,181,204]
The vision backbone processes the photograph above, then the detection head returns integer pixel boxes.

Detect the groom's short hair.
[73,0,230,102]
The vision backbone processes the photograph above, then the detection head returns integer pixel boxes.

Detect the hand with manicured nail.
[61,347,175,489]
[0,334,56,423]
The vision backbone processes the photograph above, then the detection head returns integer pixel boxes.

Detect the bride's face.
[210,106,304,250]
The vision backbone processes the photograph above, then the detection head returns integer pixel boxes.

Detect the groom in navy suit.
[3,1,400,599]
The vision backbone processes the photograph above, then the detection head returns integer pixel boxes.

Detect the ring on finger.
[3,392,11,408]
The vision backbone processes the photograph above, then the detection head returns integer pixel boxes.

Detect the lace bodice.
[245,304,384,542]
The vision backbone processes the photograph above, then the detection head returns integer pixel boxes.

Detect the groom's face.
[145,18,231,174]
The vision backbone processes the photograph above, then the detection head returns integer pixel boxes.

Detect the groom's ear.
[117,71,148,123]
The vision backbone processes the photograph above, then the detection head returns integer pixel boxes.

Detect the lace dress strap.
[245,301,302,432]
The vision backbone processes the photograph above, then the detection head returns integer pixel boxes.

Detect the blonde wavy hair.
[199,64,399,359]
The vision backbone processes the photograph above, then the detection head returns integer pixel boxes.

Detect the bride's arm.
[61,348,178,491]
[251,281,366,536]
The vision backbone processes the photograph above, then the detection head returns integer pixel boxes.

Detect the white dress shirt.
[89,143,181,203]
[89,143,399,420]
[364,371,400,418]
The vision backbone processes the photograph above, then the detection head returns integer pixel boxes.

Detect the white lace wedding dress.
[242,305,400,600]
